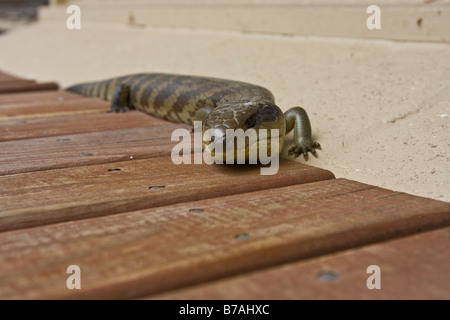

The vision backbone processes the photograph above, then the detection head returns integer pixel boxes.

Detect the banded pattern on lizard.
[67,73,320,161]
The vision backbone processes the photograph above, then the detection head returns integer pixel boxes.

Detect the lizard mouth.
[203,128,281,163]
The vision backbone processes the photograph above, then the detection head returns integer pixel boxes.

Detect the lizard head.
[202,100,286,163]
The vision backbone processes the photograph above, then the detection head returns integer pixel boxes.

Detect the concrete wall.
[42,0,450,42]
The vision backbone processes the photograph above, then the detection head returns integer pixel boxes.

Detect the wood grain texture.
[0,111,172,142]
[0,90,81,105]
[152,227,450,300]
[0,156,334,231]
[0,80,59,94]
[0,97,109,121]
[0,179,448,299]
[0,120,192,175]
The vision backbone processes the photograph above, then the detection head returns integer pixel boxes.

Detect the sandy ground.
[0,16,448,202]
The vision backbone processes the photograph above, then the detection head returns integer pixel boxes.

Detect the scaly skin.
[67,73,320,160]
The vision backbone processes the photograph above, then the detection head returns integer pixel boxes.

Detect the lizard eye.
[245,114,258,129]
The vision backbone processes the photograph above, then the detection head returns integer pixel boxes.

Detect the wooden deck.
[0,71,449,300]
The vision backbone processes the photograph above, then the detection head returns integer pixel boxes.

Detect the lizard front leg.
[285,107,321,159]
[110,83,132,113]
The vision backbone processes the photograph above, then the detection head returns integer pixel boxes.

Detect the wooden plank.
[0,80,36,87]
[0,157,334,231]
[0,97,110,121]
[0,80,59,94]
[0,179,448,299]
[0,90,83,105]
[0,111,172,142]
[152,227,450,300]
[0,71,25,82]
[0,123,192,175]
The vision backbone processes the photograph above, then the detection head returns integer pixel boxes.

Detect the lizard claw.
[109,105,130,113]
[288,139,320,160]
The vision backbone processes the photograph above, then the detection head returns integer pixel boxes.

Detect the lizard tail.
[66,79,118,101]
